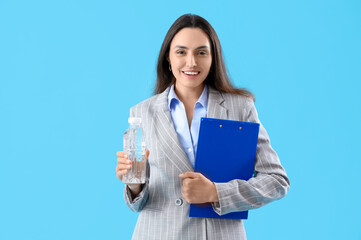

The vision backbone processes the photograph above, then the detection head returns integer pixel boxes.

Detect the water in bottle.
[122,117,146,184]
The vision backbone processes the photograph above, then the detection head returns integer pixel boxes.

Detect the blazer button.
[175,198,183,206]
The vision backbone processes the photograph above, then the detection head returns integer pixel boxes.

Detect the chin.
[185,82,205,89]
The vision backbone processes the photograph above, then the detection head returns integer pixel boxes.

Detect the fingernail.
[124,154,127,158]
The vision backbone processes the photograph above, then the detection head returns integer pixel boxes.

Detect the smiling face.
[168,27,212,92]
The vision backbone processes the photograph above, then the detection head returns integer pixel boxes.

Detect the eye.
[198,51,208,55]
[176,50,185,55]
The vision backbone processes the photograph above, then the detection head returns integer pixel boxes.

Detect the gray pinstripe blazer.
[123,86,290,240]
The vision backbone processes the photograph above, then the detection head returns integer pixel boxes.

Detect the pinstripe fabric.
[123,86,289,240]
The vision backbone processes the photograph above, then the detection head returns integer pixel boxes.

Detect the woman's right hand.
[116,151,132,181]
[116,150,149,196]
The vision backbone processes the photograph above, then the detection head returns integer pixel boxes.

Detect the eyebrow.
[174,45,210,50]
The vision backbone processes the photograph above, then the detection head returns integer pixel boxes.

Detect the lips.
[182,71,200,76]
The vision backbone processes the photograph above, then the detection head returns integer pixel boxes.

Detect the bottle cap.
[128,117,142,125]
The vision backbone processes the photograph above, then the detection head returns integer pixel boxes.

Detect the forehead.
[170,28,211,48]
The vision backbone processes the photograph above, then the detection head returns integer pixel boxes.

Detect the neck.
[174,83,205,105]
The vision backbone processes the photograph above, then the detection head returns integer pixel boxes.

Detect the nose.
[186,54,197,67]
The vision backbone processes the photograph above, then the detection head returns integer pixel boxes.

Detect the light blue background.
[1,0,360,239]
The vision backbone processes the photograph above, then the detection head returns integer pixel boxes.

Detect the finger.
[116,164,132,171]
[181,178,192,187]
[119,169,129,175]
[179,171,200,179]
[116,151,128,158]
[116,169,129,178]
[181,191,189,202]
[117,158,131,164]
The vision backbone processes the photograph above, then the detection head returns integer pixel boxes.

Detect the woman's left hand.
[179,172,219,204]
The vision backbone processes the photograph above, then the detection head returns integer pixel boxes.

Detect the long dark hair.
[154,14,254,101]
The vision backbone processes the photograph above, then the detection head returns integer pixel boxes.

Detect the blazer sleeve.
[123,183,149,212]
[212,99,290,215]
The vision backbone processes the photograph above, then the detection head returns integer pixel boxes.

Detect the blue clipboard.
[189,117,260,219]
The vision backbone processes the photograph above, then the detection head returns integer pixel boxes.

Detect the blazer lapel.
[207,86,228,119]
[154,87,193,173]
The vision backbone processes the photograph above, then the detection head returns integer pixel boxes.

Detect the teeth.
[184,71,199,75]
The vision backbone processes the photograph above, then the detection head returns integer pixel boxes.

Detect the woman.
[116,14,289,240]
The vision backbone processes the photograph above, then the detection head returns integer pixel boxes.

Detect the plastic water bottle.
[122,117,146,184]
